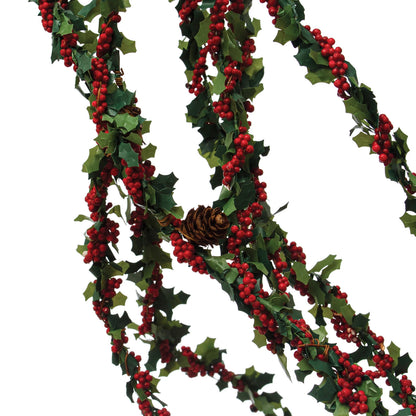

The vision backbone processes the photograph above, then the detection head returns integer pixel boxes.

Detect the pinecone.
[179,205,229,246]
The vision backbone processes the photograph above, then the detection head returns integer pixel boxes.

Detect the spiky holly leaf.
[353,132,373,148]
[83,281,96,300]
[305,68,334,85]
[108,311,132,331]
[309,378,338,404]
[82,145,104,174]
[154,287,190,320]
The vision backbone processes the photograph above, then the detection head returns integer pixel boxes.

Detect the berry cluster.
[271,252,289,292]
[159,339,173,364]
[373,114,394,165]
[305,27,350,99]
[91,58,110,132]
[84,160,120,263]
[92,277,122,320]
[400,376,416,415]
[38,0,56,33]
[222,126,255,186]
[170,231,208,273]
[213,38,256,120]
[97,14,120,58]
[259,0,281,24]
[331,313,360,346]
[178,0,202,25]
[138,265,164,335]
[60,32,78,68]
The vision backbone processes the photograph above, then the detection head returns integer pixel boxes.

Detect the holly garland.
[31,1,416,416]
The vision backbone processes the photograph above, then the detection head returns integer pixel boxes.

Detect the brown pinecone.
[179,205,229,246]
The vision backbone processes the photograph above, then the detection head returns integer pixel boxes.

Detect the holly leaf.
[83,281,96,300]
[195,337,221,365]
[195,13,211,47]
[353,132,373,148]
[292,261,310,285]
[111,291,127,308]
[114,113,140,132]
[253,329,267,348]
[120,35,137,54]
[395,353,413,376]
[212,68,227,95]
[107,311,132,331]
[309,378,338,404]
[118,141,139,167]
[151,173,179,212]
[154,287,190,320]
[82,145,104,174]
[400,212,416,236]
[344,97,372,123]
[305,68,334,85]
[141,143,157,161]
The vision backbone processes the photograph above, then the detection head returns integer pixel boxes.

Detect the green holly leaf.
[143,244,172,269]
[395,353,413,376]
[344,97,372,123]
[305,68,334,85]
[114,113,140,132]
[78,0,100,22]
[222,29,242,62]
[243,366,274,391]
[112,291,127,307]
[74,214,92,222]
[352,132,373,148]
[73,50,92,74]
[309,378,338,404]
[334,401,350,416]
[106,87,135,114]
[253,329,267,348]
[120,35,137,54]
[195,337,221,365]
[83,281,96,300]
[118,141,139,167]
[274,22,301,45]
[108,311,132,331]
[141,143,157,161]
[78,30,98,53]
[195,13,211,47]
[292,261,310,285]
[400,212,416,236]
[154,287,190,320]
[151,173,179,212]
[96,129,118,154]
[82,145,104,174]
[212,68,227,95]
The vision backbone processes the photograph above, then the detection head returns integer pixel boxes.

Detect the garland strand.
[30,0,416,415]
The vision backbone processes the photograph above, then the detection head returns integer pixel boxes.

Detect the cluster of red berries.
[38,0,56,33]
[181,346,236,385]
[97,14,120,58]
[92,277,122,320]
[271,252,289,292]
[369,352,394,379]
[84,217,120,263]
[400,376,416,415]
[229,0,245,14]
[305,26,351,99]
[331,314,360,346]
[91,57,110,132]
[170,232,208,274]
[227,203,263,254]
[259,0,281,24]
[373,114,394,165]
[60,32,78,68]
[159,339,173,364]
[222,126,255,186]
[111,329,129,353]
[178,0,202,25]
[287,241,306,264]
[138,266,163,335]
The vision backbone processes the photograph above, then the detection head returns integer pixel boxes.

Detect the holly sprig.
[31,1,416,415]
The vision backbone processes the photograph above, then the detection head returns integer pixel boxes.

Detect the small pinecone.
[180,205,229,246]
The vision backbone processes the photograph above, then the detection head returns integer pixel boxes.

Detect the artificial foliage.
[31,1,416,415]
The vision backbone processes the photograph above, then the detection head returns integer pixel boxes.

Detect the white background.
[1,1,416,415]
